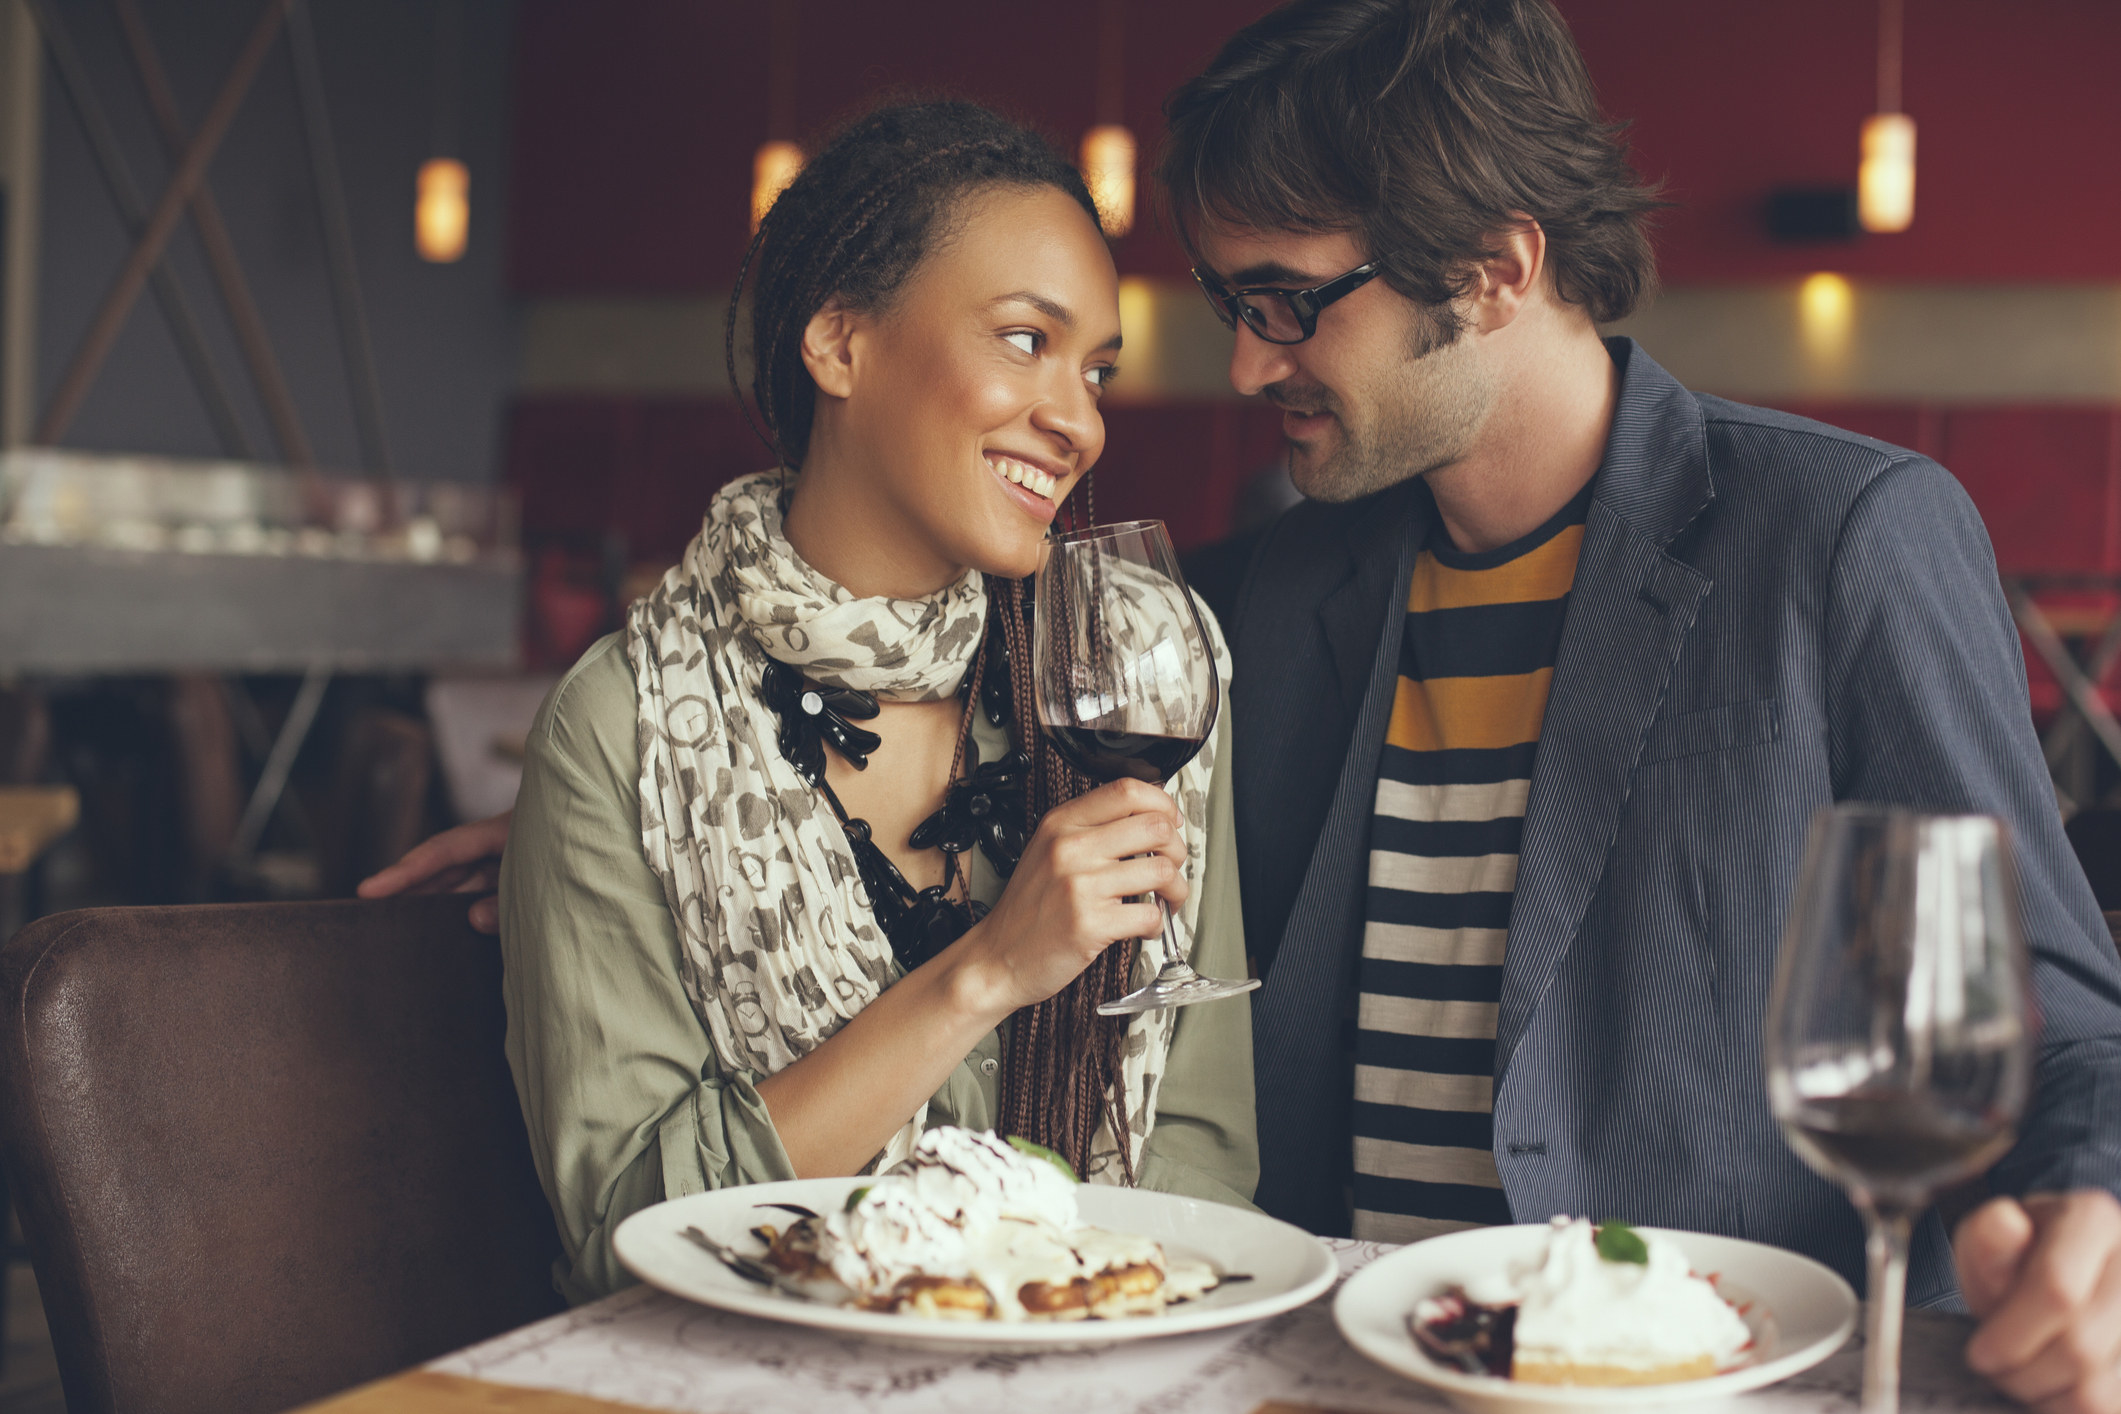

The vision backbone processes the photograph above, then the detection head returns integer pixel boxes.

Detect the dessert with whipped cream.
[752,1127,1222,1321]
[1410,1217,1755,1385]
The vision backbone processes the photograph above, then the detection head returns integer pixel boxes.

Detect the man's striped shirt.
[1350,486,1589,1242]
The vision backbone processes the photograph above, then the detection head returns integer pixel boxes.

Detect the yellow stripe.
[1409,524,1584,611]
[1387,668,1554,752]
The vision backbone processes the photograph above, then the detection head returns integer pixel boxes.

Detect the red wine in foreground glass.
[1032,520,1260,1015]
[1764,805,2033,1414]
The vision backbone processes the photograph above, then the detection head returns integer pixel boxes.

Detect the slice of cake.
[1411,1217,1754,1386]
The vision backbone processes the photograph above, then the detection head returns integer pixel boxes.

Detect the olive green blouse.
[497,632,1258,1305]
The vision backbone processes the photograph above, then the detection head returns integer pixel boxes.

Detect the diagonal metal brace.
[111,0,317,475]
[2007,580,2121,776]
[22,0,254,458]
[34,0,289,447]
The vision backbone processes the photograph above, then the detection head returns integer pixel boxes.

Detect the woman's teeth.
[992,456,1058,501]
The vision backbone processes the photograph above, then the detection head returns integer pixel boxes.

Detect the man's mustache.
[1264,382,1338,417]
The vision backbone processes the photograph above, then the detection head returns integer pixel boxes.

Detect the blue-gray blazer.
[1233,339,2121,1307]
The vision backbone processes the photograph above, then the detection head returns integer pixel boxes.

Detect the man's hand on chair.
[357,810,512,935]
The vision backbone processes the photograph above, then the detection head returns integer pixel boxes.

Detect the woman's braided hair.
[727,100,1137,1180]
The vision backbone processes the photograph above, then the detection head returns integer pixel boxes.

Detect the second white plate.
[1333,1223,1857,1413]
[615,1178,1338,1351]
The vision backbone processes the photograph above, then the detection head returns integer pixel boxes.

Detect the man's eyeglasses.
[1190,259,1385,345]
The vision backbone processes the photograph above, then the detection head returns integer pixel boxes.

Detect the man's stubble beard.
[1281,303,1491,505]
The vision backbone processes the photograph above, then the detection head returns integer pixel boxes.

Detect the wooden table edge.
[286,1369,669,1414]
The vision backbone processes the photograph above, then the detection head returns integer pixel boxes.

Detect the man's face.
[1191,224,1495,503]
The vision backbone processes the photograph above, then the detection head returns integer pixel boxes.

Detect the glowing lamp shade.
[1080,124,1137,238]
[1858,112,1916,234]
[1800,272,1855,363]
[752,140,804,233]
[416,157,469,263]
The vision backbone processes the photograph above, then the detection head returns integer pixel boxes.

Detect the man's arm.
[1826,453,2121,1412]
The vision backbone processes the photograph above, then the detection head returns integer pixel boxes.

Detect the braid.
[992,577,1138,1184]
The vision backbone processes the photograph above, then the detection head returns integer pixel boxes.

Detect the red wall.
[1561,0,2121,282]
[509,1,2121,294]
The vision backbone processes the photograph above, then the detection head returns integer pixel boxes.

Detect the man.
[1159,0,2121,1408]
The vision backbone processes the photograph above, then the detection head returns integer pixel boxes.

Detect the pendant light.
[751,0,803,233]
[416,0,468,262]
[1080,0,1135,237]
[1858,0,1914,234]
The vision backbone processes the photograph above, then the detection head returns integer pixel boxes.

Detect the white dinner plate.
[1333,1223,1858,1414]
[614,1177,1338,1351]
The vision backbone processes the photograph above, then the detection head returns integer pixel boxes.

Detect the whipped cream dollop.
[820,1128,1108,1316]
[1496,1217,1753,1372]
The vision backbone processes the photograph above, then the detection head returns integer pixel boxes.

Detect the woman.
[497,100,1255,1303]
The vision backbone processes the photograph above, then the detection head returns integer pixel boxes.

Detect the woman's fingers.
[1045,777,1180,830]
[1060,809,1187,868]
[1097,853,1192,911]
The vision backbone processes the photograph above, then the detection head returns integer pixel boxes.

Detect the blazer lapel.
[1495,343,1716,1081]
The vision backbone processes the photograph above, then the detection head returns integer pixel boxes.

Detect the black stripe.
[1377,741,1539,786]
[1353,1100,1496,1149]
[1400,596,1571,681]
[1364,888,1515,931]
[1371,814,1524,858]
[1359,958,1504,1001]
[1356,1031,1495,1076]
[1352,1173,1514,1224]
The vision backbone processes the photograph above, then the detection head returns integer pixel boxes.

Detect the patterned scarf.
[626,473,1215,1180]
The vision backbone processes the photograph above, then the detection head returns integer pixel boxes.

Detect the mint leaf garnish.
[1005,1135,1079,1183]
[1595,1221,1649,1265]
[844,1186,870,1212]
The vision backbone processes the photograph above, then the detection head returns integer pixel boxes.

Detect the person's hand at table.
[1959,1190,2121,1412]
[356,809,513,935]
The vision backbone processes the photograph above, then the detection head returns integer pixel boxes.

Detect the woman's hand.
[951,778,1188,1022]
[356,809,514,934]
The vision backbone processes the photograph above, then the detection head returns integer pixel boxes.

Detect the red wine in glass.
[1032,520,1260,1015]
[1044,727,1208,785]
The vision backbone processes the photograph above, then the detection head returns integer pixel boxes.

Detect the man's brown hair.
[1160,0,1662,330]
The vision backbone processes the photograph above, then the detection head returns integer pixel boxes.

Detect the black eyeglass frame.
[1190,259,1387,345]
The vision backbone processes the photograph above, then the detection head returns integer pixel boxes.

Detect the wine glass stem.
[1152,896,1191,983]
[1861,1204,1913,1414]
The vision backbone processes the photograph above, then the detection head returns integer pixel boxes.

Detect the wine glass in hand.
[1764,805,2034,1414]
[1032,520,1260,1016]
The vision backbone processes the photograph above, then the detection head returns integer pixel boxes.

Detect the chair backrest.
[0,897,564,1414]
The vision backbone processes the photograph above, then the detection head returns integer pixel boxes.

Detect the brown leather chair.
[0,897,564,1414]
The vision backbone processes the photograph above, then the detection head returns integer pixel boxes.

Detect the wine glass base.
[1096,973,1260,1016]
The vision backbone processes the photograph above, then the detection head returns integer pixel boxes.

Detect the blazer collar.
[1589,338,1715,550]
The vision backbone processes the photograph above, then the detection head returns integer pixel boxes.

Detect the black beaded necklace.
[760,613,1028,972]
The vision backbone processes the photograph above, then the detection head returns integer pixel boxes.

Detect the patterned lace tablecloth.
[417,1241,2012,1414]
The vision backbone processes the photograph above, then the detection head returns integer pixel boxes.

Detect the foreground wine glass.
[1032,520,1260,1016]
[1764,805,2034,1414]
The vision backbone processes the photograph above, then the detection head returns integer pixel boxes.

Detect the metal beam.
[111,0,316,472]
[285,0,393,479]
[0,0,40,449]
[34,0,287,447]
[23,0,255,458]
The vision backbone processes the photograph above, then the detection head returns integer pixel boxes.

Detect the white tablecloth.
[426,1241,2013,1413]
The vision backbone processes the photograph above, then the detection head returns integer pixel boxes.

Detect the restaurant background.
[8,0,2121,986]
[0,1,2115,1408]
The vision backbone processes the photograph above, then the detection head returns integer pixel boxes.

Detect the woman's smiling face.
[791,183,1121,593]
